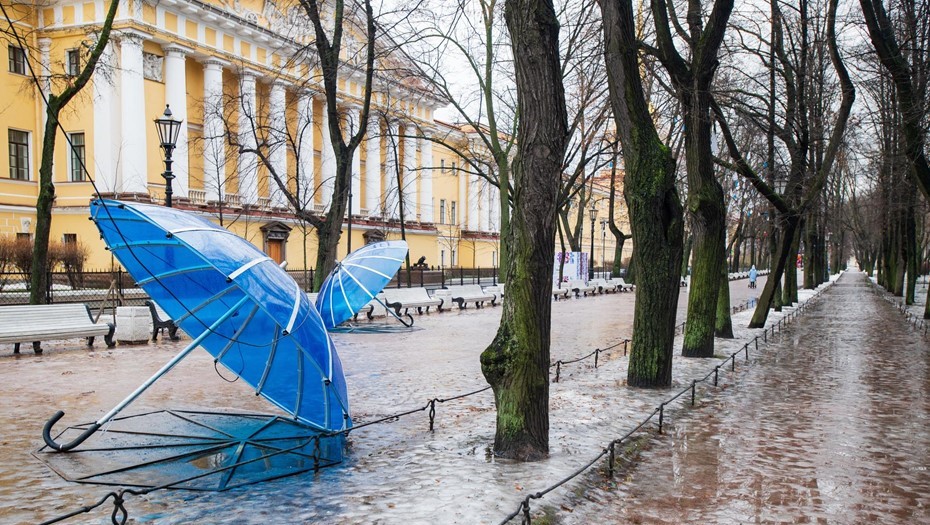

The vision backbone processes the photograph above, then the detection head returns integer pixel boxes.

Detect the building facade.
[0,0,623,275]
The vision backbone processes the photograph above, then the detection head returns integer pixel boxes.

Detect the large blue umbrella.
[316,240,408,330]
[43,199,350,451]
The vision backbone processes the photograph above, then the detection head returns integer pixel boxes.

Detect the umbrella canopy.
[316,240,408,330]
[90,199,349,433]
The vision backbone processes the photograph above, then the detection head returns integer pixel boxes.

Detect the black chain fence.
[37,294,788,524]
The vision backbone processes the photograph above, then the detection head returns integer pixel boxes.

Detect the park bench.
[609,277,636,292]
[552,286,570,300]
[483,284,505,304]
[0,303,115,354]
[589,278,617,294]
[567,280,596,297]
[146,300,180,342]
[383,287,444,316]
[307,292,379,322]
[437,284,496,309]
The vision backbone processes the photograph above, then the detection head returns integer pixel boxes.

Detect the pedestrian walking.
[749,265,758,288]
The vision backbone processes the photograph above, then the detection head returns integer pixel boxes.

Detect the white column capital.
[202,57,229,72]
[162,43,194,58]
[118,29,151,47]
[238,67,262,81]
[37,37,52,51]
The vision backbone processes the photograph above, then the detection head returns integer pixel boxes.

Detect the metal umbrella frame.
[43,199,351,452]
[316,241,413,329]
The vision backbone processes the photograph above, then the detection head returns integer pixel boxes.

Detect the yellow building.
[0,0,625,278]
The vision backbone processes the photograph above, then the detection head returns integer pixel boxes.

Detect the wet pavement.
[562,271,930,524]
[0,275,820,525]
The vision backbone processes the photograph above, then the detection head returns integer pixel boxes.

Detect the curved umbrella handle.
[43,411,101,452]
[400,313,414,328]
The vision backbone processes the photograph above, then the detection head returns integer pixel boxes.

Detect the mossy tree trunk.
[715,259,733,338]
[648,0,733,359]
[784,223,801,304]
[601,0,684,388]
[479,0,567,460]
[28,0,119,305]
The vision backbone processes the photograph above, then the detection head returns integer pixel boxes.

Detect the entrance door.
[267,239,284,264]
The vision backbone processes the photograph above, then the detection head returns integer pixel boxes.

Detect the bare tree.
[0,1,120,305]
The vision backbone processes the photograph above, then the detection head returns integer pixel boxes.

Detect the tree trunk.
[783,223,801,305]
[750,215,799,328]
[601,0,684,387]
[905,205,917,304]
[611,235,626,278]
[681,233,693,279]
[479,0,567,460]
[715,259,733,338]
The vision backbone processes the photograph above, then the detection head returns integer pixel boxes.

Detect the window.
[439,199,446,224]
[62,233,77,244]
[440,159,445,173]
[66,49,80,76]
[451,249,457,266]
[68,132,85,181]
[16,232,31,241]
[8,45,25,75]
[8,129,29,180]
[451,162,457,175]
[451,201,457,225]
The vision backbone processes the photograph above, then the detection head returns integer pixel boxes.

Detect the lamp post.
[600,218,607,276]
[589,202,598,280]
[154,104,183,208]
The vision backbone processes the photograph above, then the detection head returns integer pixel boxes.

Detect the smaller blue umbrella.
[316,241,408,330]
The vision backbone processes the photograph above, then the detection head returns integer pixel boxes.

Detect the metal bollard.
[745,344,749,360]
[594,349,600,368]
[428,399,437,431]
[755,337,759,351]
[714,366,719,386]
[691,380,696,406]
[624,340,629,355]
[658,403,665,434]
[731,356,736,371]
[554,361,561,383]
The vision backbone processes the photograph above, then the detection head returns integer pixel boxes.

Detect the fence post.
[419,268,424,288]
[658,403,664,433]
[441,267,446,288]
[45,270,52,304]
[477,267,481,285]
[459,267,464,286]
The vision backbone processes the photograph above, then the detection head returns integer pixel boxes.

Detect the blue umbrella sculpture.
[43,200,350,452]
[316,240,409,330]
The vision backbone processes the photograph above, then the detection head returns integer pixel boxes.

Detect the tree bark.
[480,0,567,460]
[714,259,733,338]
[600,0,684,387]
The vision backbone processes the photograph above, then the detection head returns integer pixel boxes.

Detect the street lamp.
[600,218,608,276]
[154,104,183,208]
[589,202,598,280]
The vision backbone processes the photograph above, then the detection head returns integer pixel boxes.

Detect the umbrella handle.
[42,411,101,452]
[400,313,414,328]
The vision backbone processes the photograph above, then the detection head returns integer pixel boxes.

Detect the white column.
[296,90,315,209]
[345,105,362,215]
[269,80,288,208]
[468,176,481,231]
[364,114,381,216]
[93,42,117,192]
[163,44,192,198]
[420,129,434,223]
[238,69,259,204]
[202,58,226,202]
[491,185,501,232]
[480,186,491,232]
[38,38,51,129]
[119,31,148,194]
[403,126,418,221]
[319,104,335,207]
[457,170,467,227]
[384,120,399,219]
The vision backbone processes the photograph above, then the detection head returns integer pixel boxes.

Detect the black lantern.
[154,104,183,207]
[589,202,598,280]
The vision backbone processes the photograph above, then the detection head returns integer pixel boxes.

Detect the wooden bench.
[0,303,115,354]
[145,300,180,341]
[382,287,444,316]
[567,280,596,297]
[438,284,497,309]
[552,286,570,300]
[589,278,617,294]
